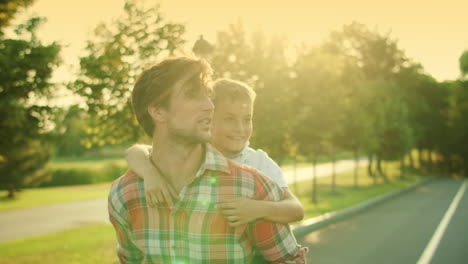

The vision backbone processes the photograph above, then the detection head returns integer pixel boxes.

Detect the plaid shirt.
[108,144,307,264]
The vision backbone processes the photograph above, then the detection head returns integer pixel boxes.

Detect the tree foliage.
[459,50,468,78]
[72,0,186,147]
[0,16,61,196]
[211,23,295,163]
[0,0,35,32]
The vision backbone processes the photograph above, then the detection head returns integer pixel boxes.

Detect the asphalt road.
[298,178,468,264]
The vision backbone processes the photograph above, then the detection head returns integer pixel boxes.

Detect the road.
[297,178,468,264]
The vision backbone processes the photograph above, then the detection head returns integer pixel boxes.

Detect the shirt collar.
[226,141,250,160]
[196,143,231,177]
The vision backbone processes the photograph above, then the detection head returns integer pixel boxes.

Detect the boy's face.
[211,98,253,156]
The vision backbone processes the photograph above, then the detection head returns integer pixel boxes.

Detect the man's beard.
[168,126,211,146]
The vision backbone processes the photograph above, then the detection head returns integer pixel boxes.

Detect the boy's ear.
[148,105,165,122]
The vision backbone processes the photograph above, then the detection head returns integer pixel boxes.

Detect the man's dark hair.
[132,56,212,137]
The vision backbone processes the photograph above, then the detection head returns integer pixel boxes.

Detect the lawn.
[0,223,117,264]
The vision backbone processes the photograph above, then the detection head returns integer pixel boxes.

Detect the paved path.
[298,178,468,264]
[0,198,108,242]
[282,159,368,184]
[0,159,366,243]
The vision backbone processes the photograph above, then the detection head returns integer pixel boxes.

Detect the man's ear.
[148,105,165,122]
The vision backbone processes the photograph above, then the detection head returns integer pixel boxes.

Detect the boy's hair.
[212,78,256,106]
[132,56,213,137]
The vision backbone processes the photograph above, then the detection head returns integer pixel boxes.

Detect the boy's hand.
[218,197,263,227]
[144,174,179,207]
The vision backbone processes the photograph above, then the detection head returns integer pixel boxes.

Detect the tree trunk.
[331,152,336,194]
[368,154,374,179]
[312,158,318,204]
[293,156,298,195]
[428,149,433,170]
[354,150,359,188]
[7,184,16,199]
[418,146,424,168]
[376,155,388,182]
[400,157,405,180]
[408,150,415,168]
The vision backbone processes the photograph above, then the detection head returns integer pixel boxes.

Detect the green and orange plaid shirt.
[108,144,307,264]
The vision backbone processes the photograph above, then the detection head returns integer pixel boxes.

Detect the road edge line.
[416,179,467,264]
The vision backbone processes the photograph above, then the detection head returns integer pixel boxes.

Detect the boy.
[126,78,304,226]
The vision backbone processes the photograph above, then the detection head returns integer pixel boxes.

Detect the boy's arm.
[125,144,153,178]
[125,144,178,207]
[219,188,304,226]
[219,151,304,225]
[260,188,304,223]
[246,174,307,263]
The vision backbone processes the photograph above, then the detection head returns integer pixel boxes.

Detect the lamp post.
[192,35,214,62]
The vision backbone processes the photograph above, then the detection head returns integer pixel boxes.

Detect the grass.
[0,223,118,264]
[0,183,111,212]
[291,161,425,220]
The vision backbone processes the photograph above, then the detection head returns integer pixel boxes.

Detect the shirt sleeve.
[256,150,288,188]
[247,173,308,263]
[108,182,143,264]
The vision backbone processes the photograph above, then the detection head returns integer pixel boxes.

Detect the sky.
[14,0,468,91]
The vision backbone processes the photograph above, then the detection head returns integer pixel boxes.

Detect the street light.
[192,35,214,62]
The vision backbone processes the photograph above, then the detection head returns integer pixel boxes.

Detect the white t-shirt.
[228,142,288,188]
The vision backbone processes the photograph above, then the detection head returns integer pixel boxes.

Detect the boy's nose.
[233,120,244,133]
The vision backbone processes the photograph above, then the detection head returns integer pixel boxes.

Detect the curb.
[291,177,435,239]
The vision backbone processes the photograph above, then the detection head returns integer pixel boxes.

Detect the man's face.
[162,73,214,144]
[211,99,253,156]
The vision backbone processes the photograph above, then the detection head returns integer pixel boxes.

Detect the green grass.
[291,161,425,220]
[0,223,118,264]
[0,183,111,212]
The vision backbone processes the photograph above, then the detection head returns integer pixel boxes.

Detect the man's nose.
[202,94,215,112]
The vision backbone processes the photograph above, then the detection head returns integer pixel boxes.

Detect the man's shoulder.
[109,170,142,202]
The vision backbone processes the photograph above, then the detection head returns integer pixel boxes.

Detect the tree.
[324,22,414,181]
[291,45,346,200]
[50,105,89,156]
[459,50,468,79]
[211,23,296,164]
[72,0,185,147]
[0,16,61,197]
[0,0,35,31]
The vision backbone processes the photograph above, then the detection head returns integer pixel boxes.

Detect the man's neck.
[151,136,205,189]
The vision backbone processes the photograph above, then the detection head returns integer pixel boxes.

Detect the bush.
[38,162,127,187]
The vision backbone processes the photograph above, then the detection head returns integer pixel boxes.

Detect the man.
[108,56,307,263]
